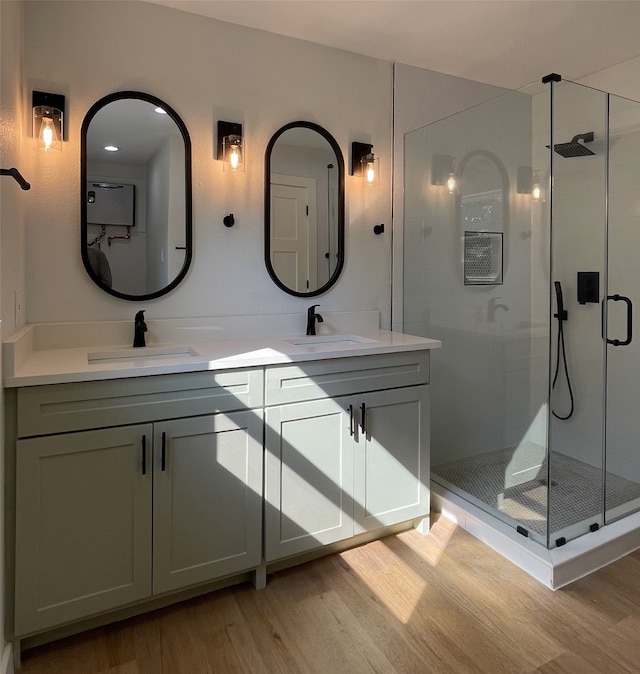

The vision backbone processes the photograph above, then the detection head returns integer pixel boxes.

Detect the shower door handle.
[602,294,633,346]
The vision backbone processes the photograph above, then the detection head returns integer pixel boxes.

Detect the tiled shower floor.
[432,443,640,538]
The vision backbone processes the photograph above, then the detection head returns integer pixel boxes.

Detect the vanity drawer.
[17,368,263,438]
[265,351,429,406]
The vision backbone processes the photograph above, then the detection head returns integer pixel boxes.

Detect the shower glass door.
[547,79,607,547]
[406,84,555,546]
[605,93,640,523]
[406,76,640,549]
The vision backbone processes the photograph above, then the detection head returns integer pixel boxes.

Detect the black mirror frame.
[264,121,345,297]
[81,91,193,301]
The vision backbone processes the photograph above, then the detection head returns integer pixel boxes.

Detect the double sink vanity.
[4,87,442,658]
[3,311,440,652]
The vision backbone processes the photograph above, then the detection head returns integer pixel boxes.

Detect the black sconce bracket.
[223,213,235,228]
[431,154,454,186]
[351,142,373,177]
[373,224,384,235]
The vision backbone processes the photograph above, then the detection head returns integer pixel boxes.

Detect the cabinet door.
[15,425,153,635]
[153,411,263,594]
[265,397,354,561]
[353,386,430,533]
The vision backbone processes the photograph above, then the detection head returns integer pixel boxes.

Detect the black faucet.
[133,310,147,347]
[306,304,324,336]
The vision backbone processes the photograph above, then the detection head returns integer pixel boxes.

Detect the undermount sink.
[88,345,201,364]
[283,334,377,347]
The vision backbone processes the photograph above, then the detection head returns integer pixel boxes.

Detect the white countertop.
[3,317,440,387]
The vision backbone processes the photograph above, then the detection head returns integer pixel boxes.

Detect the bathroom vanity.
[3,313,439,653]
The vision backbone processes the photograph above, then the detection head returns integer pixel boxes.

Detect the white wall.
[1,2,27,340]
[21,0,392,326]
[0,2,24,670]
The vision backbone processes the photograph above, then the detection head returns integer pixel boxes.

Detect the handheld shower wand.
[552,281,574,420]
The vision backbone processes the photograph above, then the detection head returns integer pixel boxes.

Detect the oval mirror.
[81,91,192,300]
[265,121,344,296]
[457,150,509,286]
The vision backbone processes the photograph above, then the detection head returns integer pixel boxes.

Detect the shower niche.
[463,231,502,285]
[403,74,640,581]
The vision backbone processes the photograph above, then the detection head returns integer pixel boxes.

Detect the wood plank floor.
[18,515,640,673]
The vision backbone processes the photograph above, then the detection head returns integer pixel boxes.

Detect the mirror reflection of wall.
[265,122,344,297]
[458,150,509,285]
[81,92,192,301]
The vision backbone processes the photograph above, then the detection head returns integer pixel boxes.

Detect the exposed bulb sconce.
[532,181,542,202]
[217,121,244,172]
[532,171,542,202]
[351,142,379,185]
[32,91,65,152]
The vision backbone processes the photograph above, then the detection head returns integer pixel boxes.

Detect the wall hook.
[1,167,30,191]
[373,224,384,235]
[223,214,235,228]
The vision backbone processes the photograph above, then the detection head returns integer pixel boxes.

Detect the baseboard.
[1,642,14,674]
[431,481,640,589]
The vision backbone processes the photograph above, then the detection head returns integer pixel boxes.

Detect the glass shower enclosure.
[403,76,640,549]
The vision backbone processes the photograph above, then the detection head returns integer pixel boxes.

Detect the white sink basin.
[88,345,201,364]
[283,334,377,347]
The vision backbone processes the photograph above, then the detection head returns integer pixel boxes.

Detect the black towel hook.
[0,168,30,191]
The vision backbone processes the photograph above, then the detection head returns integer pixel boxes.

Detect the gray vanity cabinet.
[15,425,153,635]
[353,386,430,534]
[13,369,263,637]
[264,352,430,562]
[152,412,263,595]
[10,350,431,645]
[264,396,355,560]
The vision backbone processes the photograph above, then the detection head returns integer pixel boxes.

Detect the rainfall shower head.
[550,132,595,158]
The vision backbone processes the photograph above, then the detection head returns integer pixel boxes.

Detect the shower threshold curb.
[431,481,640,589]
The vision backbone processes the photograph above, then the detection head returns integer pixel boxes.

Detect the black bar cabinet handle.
[161,432,167,471]
[360,402,366,434]
[348,404,354,437]
[603,294,633,346]
[141,435,147,475]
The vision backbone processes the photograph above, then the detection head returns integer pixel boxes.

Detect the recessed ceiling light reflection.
[104,145,119,152]
[154,107,167,115]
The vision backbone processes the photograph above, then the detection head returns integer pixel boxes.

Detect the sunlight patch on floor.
[340,539,427,624]
[398,516,458,567]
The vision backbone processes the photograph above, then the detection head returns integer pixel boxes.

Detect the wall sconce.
[431,154,452,185]
[32,91,65,152]
[446,169,457,195]
[430,153,456,194]
[532,171,542,202]
[517,166,543,201]
[217,121,244,172]
[351,142,379,185]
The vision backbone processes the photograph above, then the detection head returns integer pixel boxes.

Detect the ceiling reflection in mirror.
[81,91,192,300]
[265,122,344,297]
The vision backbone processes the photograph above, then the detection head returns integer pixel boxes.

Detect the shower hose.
[552,317,574,420]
